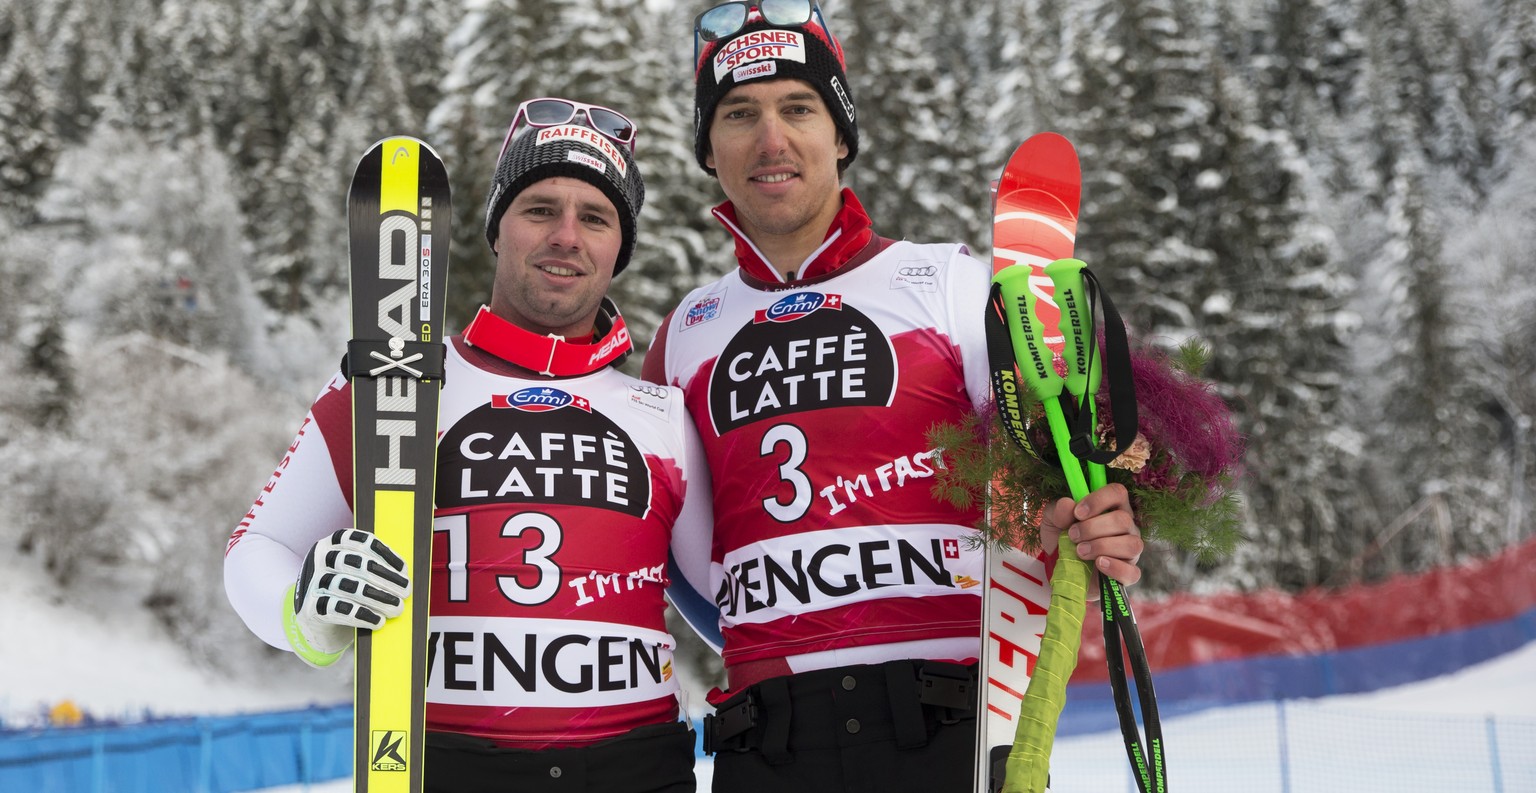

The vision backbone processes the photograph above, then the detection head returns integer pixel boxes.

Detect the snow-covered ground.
[4,550,1532,792]
[0,554,348,725]
[1050,643,1536,792]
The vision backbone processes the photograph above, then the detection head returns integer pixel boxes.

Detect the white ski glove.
[282,529,411,668]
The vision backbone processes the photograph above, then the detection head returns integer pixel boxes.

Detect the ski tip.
[1006,132,1079,169]
[1017,131,1076,155]
[996,132,1082,217]
[357,136,447,169]
[376,136,445,162]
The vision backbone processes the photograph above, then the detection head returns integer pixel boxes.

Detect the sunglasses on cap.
[692,0,841,73]
[498,97,638,161]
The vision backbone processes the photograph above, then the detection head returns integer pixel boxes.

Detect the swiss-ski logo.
[753,291,842,324]
[492,387,592,413]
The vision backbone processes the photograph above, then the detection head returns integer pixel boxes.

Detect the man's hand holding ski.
[284,529,411,668]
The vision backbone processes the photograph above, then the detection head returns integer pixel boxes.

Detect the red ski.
[976,132,1082,793]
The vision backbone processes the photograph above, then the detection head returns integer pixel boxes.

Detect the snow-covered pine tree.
[586,0,721,345]
[1053,0,1372,589]
[0,4,60,220]
[38,0,117,145]
[431,0,716,339]
[1452,138,1536,549]
[1351,152,1504,576]
[104,0,242,144]
[1488,0,1536,150]
[431,0,599,326]
[1323,0,1507,578]
[1197,63,1366,590]
[1238,0,1368,200]
[0,210,73,433]
[1053,0,1215,339]
[237,0,345,312]
[838,0,992,248]
[377,0,453,129]
[1355,0,1496,201]
[1008,0,1076,135]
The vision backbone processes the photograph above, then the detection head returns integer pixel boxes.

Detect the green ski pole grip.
[1045,258,1100,401]
[993,266,1063,404]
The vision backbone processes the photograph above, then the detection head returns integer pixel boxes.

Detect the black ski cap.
[484,120,646,276]
[693,16,858,176]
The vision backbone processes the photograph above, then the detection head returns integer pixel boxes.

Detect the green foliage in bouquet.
[929,339,1245,558]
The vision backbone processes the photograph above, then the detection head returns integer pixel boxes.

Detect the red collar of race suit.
[711,187,877,284]
[461,300,632,377]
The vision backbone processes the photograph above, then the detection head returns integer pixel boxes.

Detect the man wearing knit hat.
[226,99,710,793]
[645,4,1147,790]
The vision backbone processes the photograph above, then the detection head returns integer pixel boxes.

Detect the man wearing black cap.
[226,99,709,793]
[644,3,1146,790]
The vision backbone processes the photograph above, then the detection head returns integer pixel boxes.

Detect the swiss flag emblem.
[943,538,960,559]
[572,396,591,412]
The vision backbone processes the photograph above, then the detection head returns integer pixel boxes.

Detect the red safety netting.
[1073,534,1536,680]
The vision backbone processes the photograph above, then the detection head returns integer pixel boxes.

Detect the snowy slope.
[0,556,347,725]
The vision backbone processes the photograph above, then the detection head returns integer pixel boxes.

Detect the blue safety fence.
[0,705,350,793]
[0,708,713,793]
[4,701,1535,792]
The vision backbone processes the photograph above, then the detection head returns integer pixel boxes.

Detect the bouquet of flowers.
[929,339,1245,558]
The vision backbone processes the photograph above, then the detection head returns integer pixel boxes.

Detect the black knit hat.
[484,122,646,275]
[694,16,857,176]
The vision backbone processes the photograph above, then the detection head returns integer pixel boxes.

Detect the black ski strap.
[985,282,1055,463]
[1067,268,1137,465]
[343,338,447,382]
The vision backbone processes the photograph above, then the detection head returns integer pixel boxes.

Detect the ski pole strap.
[344,338,447,382]
[1069,267,1136,465]
[985,282,1052,461]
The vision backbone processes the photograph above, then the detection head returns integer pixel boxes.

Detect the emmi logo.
[371,730,408,772]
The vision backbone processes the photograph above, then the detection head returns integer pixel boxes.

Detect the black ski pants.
[705,660,979,793]
[424,720,696,793]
